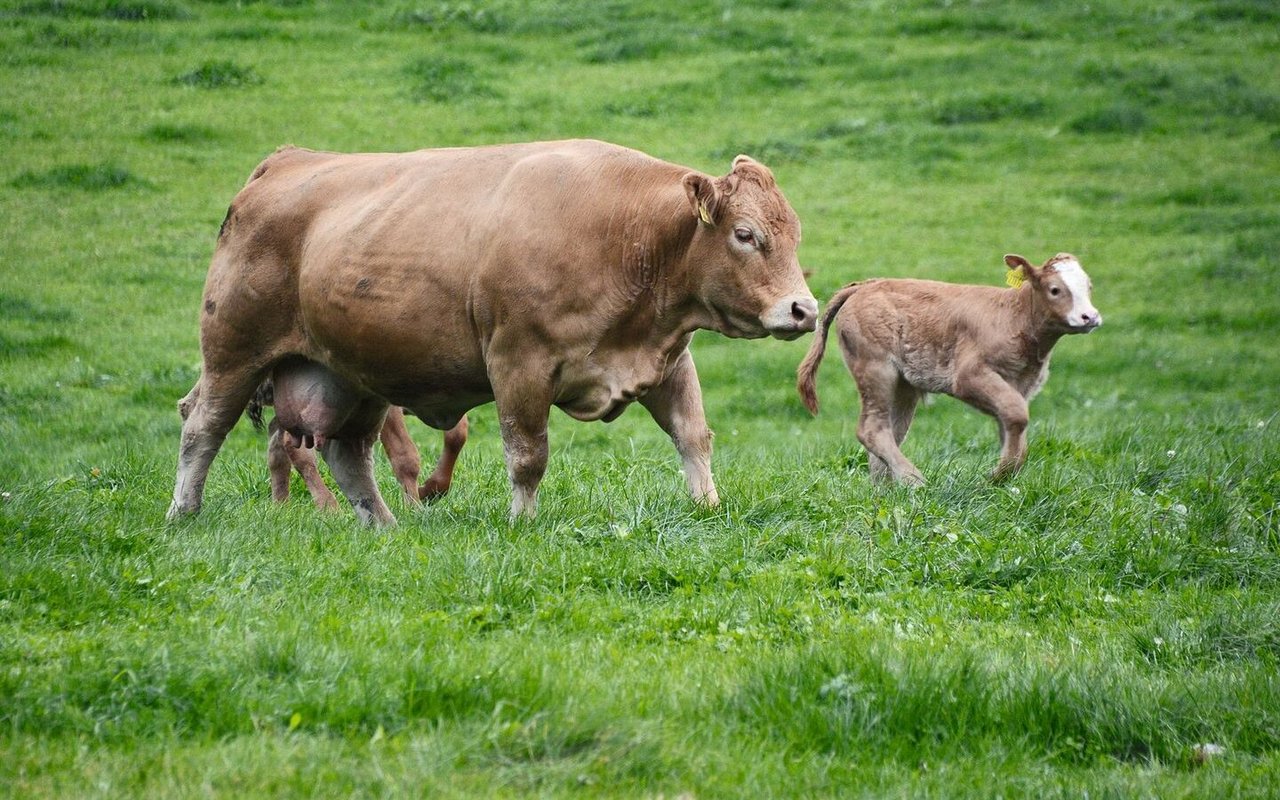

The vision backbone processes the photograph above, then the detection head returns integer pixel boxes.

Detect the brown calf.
[797,253,1101,484]
[268,409,469,509]
[179,384,468,509]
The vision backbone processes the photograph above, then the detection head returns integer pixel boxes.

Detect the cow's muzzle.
[762,295,819,340]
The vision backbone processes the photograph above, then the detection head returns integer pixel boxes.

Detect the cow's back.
[203,140,684,418]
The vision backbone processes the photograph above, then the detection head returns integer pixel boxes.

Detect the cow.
[178,382,469,509]
[169,139,817,524]
[796,253,1101,484]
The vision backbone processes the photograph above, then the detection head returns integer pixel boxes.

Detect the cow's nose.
[791,298,818,330]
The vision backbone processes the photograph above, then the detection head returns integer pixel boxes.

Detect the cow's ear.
[683,172,720,226]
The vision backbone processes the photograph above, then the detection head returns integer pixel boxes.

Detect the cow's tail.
[796,283,861,416]
[246,381,273,431]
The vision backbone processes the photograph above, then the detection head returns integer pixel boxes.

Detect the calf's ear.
[1004,254,1039,287]
[683,172,720,226]
[1004,254,1034,271]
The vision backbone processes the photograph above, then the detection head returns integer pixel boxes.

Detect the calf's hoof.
[989,463,1022,484]
[419,478,451,502]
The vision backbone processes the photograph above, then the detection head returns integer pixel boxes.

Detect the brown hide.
[797,254,1099,484]
[172,139,815,524]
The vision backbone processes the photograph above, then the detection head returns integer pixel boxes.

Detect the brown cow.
[796,253,1101,484]
[169,139,816,524]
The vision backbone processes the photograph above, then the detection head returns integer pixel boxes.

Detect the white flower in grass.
[1191,743,1226,765]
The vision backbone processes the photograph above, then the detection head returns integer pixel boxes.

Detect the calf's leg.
[420,415,469,501]
[376,407,423,505]
[953,367,1030,481]
[867,379,923,483]
[272,420,340,510]
[639,348,719,507]
[266,418,293,503]
[853,362,925,486]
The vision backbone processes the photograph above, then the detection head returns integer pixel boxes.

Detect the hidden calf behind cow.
[170,139,817,524]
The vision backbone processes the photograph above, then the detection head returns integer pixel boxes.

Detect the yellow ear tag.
[1005,266,1025,289]
[697,201,713,226]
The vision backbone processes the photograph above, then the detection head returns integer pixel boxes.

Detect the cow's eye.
[734,227,756,246]
[1049,286,1061,297]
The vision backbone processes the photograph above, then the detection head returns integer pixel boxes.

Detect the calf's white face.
[1049,257,1102,330]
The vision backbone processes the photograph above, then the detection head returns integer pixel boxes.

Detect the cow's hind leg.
[169,366,263,519]
[420,415,469,501]
[320,433,395,526]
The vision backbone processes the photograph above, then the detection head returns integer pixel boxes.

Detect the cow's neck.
[608,196,706,344]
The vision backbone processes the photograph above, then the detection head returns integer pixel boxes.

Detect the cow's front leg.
[495,384,551,520]
[639,348,719,507]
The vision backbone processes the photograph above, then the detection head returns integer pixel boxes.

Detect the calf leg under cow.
[639,348,720,507]
[419,415,469,501]
[267,417,340,510]
[953,367,1031,482]
[377,407,423,504]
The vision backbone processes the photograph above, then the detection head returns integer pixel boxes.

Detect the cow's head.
[682,156,817,340]
[1005,252,1102,333]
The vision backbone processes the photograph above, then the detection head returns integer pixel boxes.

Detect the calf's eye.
[734,227,756,246]
[1049,286,1061,297]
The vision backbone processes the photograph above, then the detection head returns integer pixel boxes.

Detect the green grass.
[1,0,1278,796]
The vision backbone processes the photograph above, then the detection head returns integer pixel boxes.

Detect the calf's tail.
[796,283,861,415]
[246,381,273,431]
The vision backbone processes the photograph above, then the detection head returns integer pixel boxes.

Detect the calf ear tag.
[1005,265,1025,288]
[697,201,714,226]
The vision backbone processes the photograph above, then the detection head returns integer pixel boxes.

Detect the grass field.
[2,0,1279,796]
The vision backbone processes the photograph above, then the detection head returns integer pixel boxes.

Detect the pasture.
[2,0,1278,796]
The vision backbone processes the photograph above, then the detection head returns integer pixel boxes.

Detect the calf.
[796,253,1101,484]
[179,383,468,509]
[268,408,470,509]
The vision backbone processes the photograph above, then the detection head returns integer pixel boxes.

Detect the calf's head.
[1005,252,1102,333]
[682,156,817,340]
